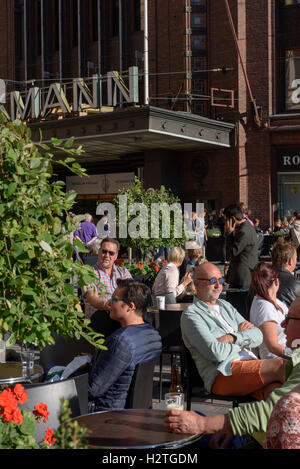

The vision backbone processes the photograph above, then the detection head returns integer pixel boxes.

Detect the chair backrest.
[71,373,89,416]
[225,289,250,320]
[158,309,183,349]
[21,379,81,443]
[125,359,156,409]
[83,255,98,267]
[39,332,95,369]
[183,344,204,388]
[163,292,177,304]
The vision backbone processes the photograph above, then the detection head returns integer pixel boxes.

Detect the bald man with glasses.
[180,262,286,401]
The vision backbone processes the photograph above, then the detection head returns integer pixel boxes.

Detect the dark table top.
[73,409,201,449]
[0,362,44,385]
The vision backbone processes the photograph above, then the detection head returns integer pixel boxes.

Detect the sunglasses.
[101,249,117,256]
[195,277,225,285]
[284,316,300,324]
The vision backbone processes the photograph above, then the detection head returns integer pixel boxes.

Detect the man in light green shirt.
[165,296,300,447]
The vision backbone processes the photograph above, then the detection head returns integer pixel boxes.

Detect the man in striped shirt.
[84,238,132,334]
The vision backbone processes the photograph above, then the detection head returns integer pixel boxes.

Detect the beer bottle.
[169,356,183,393]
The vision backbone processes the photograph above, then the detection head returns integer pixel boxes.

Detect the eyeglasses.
[195,277,225,285]
[101,249,117,256]
[110,296,124,304]
[284,316,300,324]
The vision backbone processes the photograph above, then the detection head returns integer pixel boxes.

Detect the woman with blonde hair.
[152,246,192,302]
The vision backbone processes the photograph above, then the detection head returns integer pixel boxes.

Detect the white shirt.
[250,296,289,359]
[209,304,257,361]
[152,263,185,297]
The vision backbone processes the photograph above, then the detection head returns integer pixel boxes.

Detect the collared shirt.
[84,263,132,318]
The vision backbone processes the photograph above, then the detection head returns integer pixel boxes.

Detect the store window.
[191,35,206,49]
[285,49,300,111]
[191,13,206,27]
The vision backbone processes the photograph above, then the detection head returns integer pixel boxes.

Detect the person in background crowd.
[250,262,291,360]
[254,218,263,233]
[185,242,204,274]
[290,214,300,262]
[84,237,132,335]
[271,238,300,308]
[224,204,258,289]
[273,219,282,233]
[165,296,300,449]
[74,213,98,254]
[280,220,290,235]
[239,202,254,226]
[152,246,192,302]
[217,208,227,264]
[88,279,162,412]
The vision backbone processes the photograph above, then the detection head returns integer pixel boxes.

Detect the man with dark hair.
[271,238,300,307]
[88,279,162,412]
[224,204,258,289]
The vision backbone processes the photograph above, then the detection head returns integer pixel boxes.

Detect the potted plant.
[113,177,188,262]
[0,113,105,351]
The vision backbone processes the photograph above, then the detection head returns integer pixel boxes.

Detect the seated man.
[84,237,132,335]
[181,262,285,401]
[271,238,300,308]
[88,279,162,412]
[166,296,300,447]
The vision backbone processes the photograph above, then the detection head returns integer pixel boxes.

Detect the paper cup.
[156,296,165,309]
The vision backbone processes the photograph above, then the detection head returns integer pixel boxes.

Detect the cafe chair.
[39,332,95,370]
[125,359,157,409]
[183,345,255,410]
[225,289,250,321]
[157,309,184,401]
[21,378,82,444]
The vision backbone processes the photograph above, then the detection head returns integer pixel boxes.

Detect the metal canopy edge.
[29,106,235,161]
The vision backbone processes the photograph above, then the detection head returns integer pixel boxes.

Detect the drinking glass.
[20,350,35,377]
[165,392,185,410]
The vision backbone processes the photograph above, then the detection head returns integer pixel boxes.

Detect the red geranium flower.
[149,262,156,267]
[154,266,159,272]
[0,388,18,410]
[13,384,27,404]
[43,428,56,447]
[138,264,143,269]
[115,258,124,265]
[163,259,168,264]
[33,402,49,423]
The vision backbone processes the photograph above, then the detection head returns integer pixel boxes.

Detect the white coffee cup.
[156,296,165,309]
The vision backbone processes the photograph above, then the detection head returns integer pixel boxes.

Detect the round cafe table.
[0,362,44,385]
[73,409,202,449]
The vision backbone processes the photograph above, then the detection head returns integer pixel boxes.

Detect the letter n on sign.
[211,88,234,108]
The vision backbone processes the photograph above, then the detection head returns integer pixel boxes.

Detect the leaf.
[64,136,75,148]
[39,240,53,254]
[5,182,17,197]
[19,411,36,436]
[30,158,41,169]
[51,137,63,146]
